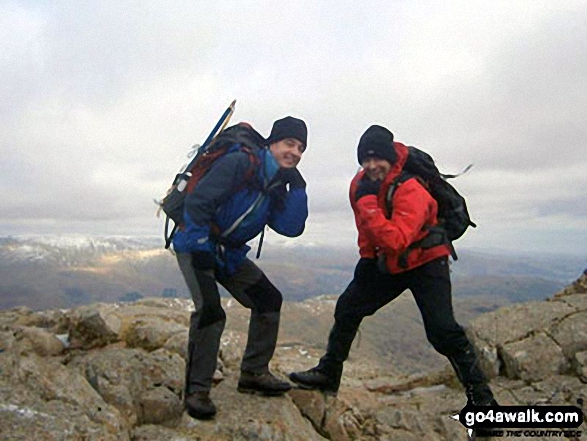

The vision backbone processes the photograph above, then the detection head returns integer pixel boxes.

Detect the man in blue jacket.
[173,116,308,420]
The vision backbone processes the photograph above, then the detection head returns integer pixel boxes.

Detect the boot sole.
[186,408,216,420]
[289,377,338,395]
[237,386,290,396]
[292,385,338,396]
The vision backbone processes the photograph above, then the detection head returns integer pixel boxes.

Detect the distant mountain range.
[0,235,584,311]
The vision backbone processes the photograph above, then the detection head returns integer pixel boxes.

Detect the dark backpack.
[158,123,264,249]
[384,146,476,266]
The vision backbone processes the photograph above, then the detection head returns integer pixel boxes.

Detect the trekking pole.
[210,100,236,144]
[156,99,237,209]
[197,99,237,156]
[173,100,237,185]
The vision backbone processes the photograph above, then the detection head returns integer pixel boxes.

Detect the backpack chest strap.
[384,172,414,219]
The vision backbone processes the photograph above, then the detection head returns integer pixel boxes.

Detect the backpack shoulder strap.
[237,145,261,188]
[384,171,414,219]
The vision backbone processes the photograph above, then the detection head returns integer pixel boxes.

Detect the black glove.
[355,177,381,201]
[276,167,306,189]
[190,250,215,271]
[267,182,287,211]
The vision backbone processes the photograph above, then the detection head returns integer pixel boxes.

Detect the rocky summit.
[1,271,586,440]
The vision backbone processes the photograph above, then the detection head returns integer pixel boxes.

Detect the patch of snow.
[0,234,163,265]
[0,403,53,420]
[55,334,70,348]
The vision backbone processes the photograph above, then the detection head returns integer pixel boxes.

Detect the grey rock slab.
[575,350,587,382]
[468,301,575,346]
[500,332,569,381]
[177,378,326,440]
[69,347,184,426]
[549,311,587,358]
[13,326,65,356]
[124,318,187,351]
[68,304,122,349]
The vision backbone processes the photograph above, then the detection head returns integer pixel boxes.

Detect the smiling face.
[362,157,392,181]
[269,137,305,168]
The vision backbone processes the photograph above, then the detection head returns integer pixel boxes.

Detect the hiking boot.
[185,391,216,420]
[237,371,292,396]
[464,384,499,440]
[289,367,339,394]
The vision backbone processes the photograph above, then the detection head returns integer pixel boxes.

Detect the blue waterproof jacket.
[172,144,308,275]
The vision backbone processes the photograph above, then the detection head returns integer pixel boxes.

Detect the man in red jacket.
[289,125,496,407]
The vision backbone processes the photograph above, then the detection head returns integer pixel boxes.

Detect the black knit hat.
[357,125,396,165]
[267,116,307,148]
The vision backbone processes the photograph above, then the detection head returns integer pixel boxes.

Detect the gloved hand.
[355,177,381,201]
[277,167,306,189]
[190,250,215,271]
[268,182,287,211]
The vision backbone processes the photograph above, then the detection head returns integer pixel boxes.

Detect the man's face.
[269,138,305,168]
[362,157,392,181]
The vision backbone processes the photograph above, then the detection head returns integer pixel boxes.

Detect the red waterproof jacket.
[350,142,450,274]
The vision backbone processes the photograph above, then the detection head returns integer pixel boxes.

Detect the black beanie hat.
[357,125,396,165]
[267,116,307,148]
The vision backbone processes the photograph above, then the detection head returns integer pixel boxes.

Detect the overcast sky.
[1,0,586,256]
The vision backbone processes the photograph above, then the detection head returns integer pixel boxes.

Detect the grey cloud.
[413,7,587,172]
[536,198,587,219]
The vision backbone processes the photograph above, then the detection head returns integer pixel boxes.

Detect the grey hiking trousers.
[176,253,283,394]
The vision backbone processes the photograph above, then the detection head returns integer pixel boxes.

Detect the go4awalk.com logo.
[451,402,584,439]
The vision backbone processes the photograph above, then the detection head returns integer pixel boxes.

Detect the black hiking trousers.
[317,256,487,389]
[177,253,283,394]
